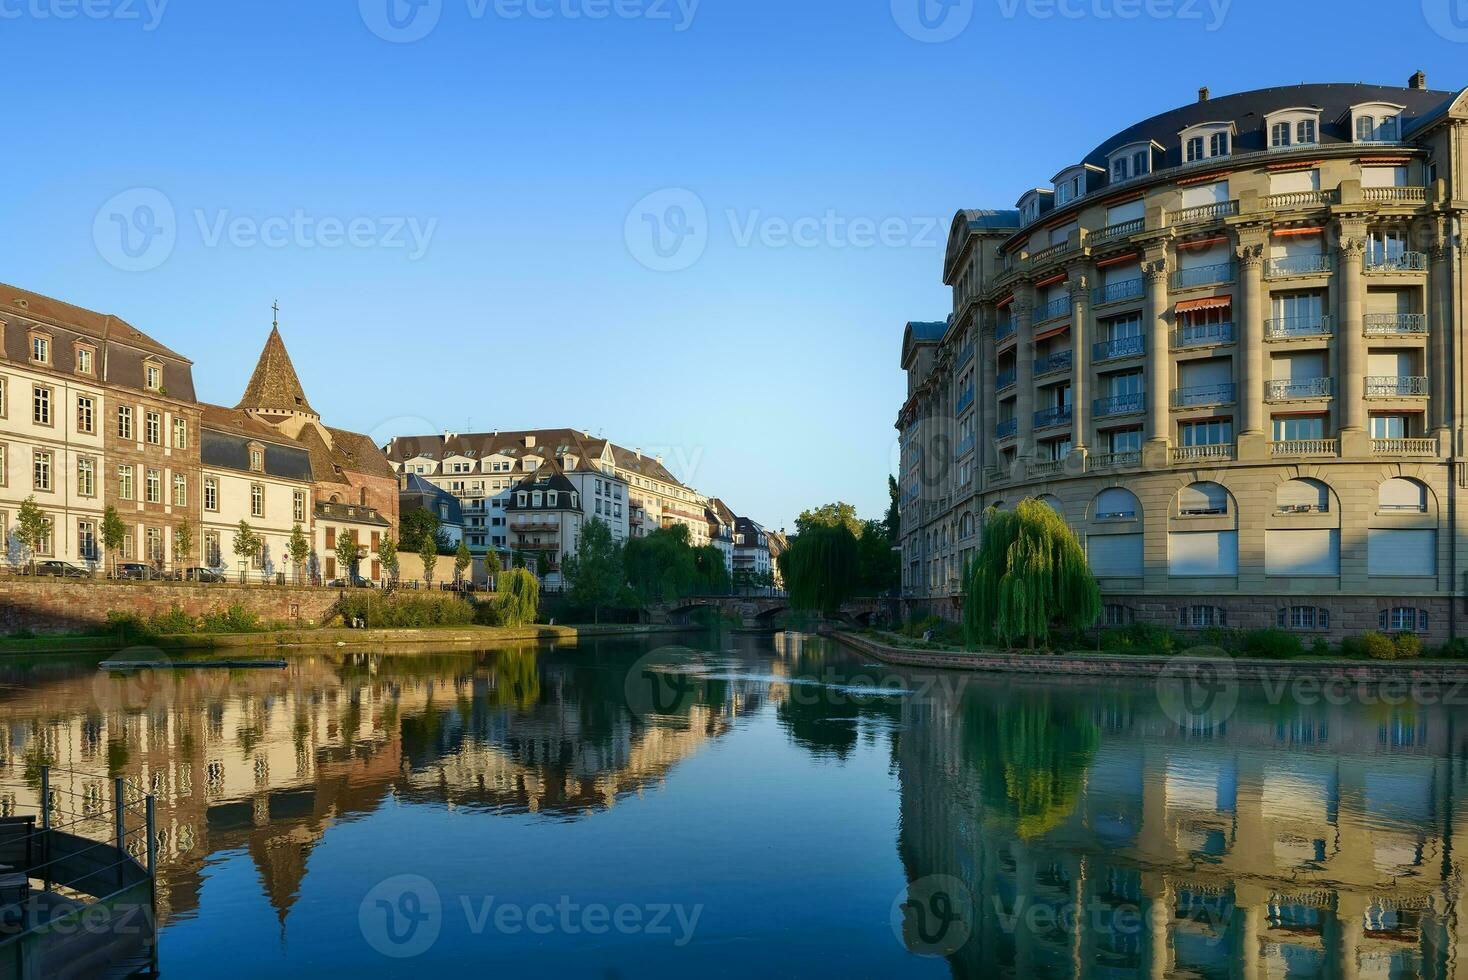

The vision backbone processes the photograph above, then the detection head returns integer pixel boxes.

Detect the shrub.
[1393,632,1422,660]
[149,604,196,635]
[1309,637,1331,658]
[1436,638,1468,659]
[338,592,475,629]
[1241,628,1303,660]
[1100,623,1179,656]
[1342,631,1396,660]
[105,611,153,642]
[199,604,262,634]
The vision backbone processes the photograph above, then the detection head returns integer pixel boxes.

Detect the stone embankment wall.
[0,580,344,634]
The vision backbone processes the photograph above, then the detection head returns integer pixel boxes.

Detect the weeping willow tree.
[494,568,541,627]
[784,523,860,615]
[964,498,1100,649]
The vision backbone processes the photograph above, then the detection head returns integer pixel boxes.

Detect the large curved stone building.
[898,75,1468,642]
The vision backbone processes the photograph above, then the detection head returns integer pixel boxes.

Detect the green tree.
[535,549,553,583]
[965,499,1100,650]
[14,497,50,574]
[336,532,363,583]
[454,538,472,588]
[101,505,127,577]
[692,545,731,595]
[377,534,399,586]
[494,567,540,627]
[288,524,311,584]
[563,517,622,623]
[419,533,440,588]
[174,519,194,571]
[885,475,901,542]
[512,549,527,570]
[855,518,900,595]
[623,524,697,603]
[399,508,442,554]
[783,523,859,615]
[794,501,863,539]
[232,521,262,583]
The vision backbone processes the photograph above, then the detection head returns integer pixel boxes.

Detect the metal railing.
[1028,459,1066,478]
[1365,376,1428,397]
[956,386,975,413]
[1172,383,1236,407]
[1174,321,1234,347]
[1266,377,1333,400]
[956,343,975,369]
[1172,262,1236,290]
[996,319,1017,343]
[1033,405,1072,429]
[1172,443,1235,463]
[1092,278,1144,305]
[1363,313,1428,335]
[1264,189,1339,209]
[1093,392,1145,418]
[1365,251,1428,272]
[1168,200,1239,225]
[955,433,976,458]
[1267,254,1333,278]
[1029,241,1072,266]
[1087,451,1141,471]
[1093,335,1144,362]
[1033,296,1072,323]
[997,368,1017,391]
[1363,186,1427,203]
[1034,349,1073,376]
[1265,313,1333,339]
[1089,217,1143,244]
[995,418,1018,440]
[1271,439,1338,457]
[1372,437,1437,456]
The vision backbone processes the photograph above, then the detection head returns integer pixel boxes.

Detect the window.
[1179,606,1226,628]
[1271,122,1291,148]
[1381,607,1428,633]
[172,418,187,449]
[204,476,218,512]
[118,465,134,500]
[173,473,187,507]
[145,412,161,445]
[146,527,162,562]
[1179,419,1232,447]
[205,531,221,567]
[76,395,94,434]
[1273,416,1325,442]
[75,347,94,376]
[1209,132,1229,156]
[33,451,51,492]
[32,386,51,425]
[249,448,264,472]
[30,335,49,364]
[251,483,264,518]
[1380,115,1398,140]
[1278,606,1329,630]
[1368,528,1436,576]
[77,457,95,497]
[1103,604,1131,627]
[1131,150,1147,177]
[145,468,161,503]
[1111,158,1127,182]
[1277,478,1329,513]
[1356,116,1375,142]
[118,406,133,440]
[1179,482,1229,516]
[1186,137,1204,162]
[1370,415,1410,439]
[1379,478,1427,513]
[0,446,6,486]
[1094,487,1140,520]
[78,520,97,561]
[145,364,162,391]
[1170,530,1238,576]
[293,490,305,523]
[1266,529,1339,576]
[1296,119,1316,144]
[0,378,6,417]
[1089,534,1142,577]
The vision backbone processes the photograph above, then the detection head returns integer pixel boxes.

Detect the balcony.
[1263,189,1339,210]
[1168,200,1239,226]
[956,343,975,369]
[1365,251,1428,273]
[1266,253,1332,278]
[1174,321,1234,348]
[1271,438,1338,457]
[955,433,976,458]
[995,418,1018,441]
[1092,278,1144,306]
[1089,218,1143,244]
[510,520,561,533]
[1372,438,1438,456]
[1172,262,1236,291]
[1033,405,1073,430]
[1033,296,1071,323]
[1029,241,1072,267]
[997,368,1017,392]
[1034,349,1073,377]
[1362,186,1428,204]
[1093,392,1145,418]
[1087,451,1141,471]
[1093,335,1144,363]
[1365,376,1428,397]
[996,320,1017,344]
[1172,443,1235,463]
[1172,383,1236,408]
[1265,313,1333,340]
[1028,458,1066,479]
[956,386,975,414]
[1364,313,1428,336]
[1265,377,1333,401]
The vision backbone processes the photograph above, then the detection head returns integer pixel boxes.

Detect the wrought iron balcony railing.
[1033,405,1073,429]
[1363,313,1428,335]
[1173,321,1234,348]
[1092,278,1144,305]
[1093,392,1145,418]
[1266,253,1332,278]
[1093,335,1144,362]
[1172,383,1236,408]
[1364,376,1428,397]
[1265,314,1333,340]
[1034,349,1073,377]
[1172,262,1236,290]
[1265,377,1333,400]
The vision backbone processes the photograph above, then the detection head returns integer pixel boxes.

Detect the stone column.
[1069,268,1092,459]
[1430,230,1452,438]
[1143,255,1170,460]
[1337,229,1369,454]
[980,305,998,480]
[1014,292,1036,465]
[1235,239,1268,459]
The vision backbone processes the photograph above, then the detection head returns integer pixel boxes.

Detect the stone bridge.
[648,595,896,629]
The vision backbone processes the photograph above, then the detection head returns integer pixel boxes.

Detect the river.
[0,632,1461,978]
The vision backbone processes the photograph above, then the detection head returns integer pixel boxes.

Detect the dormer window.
[1210,132,1229,156]
[548,491,558,506]
[1181,122,1233,164]
[1270,122,1291,148]
[74,345,95,376]
[1185,137,1204,162]
[248,443,264,472]
[145,362,162,391]
[30,334,50,365]
[1296,119,1316,144]
[1348,103,1404,143]
[1107,142,1156,184]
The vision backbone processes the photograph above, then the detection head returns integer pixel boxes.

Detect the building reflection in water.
[895,675,1467,979]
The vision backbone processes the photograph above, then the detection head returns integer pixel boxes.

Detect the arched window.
[1178,482,1229,516]
[1278,606,1330,630]
[1094,487,1140,520]
[1179,605,1227,628]
[1277,478,1329,513]
[1380,607,1428,633]
[1379,478,1428,513]
[1037,494,1063,516]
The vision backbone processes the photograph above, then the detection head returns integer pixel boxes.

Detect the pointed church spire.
[237,312,318,418]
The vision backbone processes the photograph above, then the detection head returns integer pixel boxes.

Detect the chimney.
[1198,86,1210,103]
[525,435,536,449]
[1409,70,1427,90]
[635,448,642,459]
[656,454,665,466]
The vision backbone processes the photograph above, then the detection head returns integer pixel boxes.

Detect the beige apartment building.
[898,76,1468,642]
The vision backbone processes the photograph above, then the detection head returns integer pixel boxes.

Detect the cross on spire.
[272,299,279,330]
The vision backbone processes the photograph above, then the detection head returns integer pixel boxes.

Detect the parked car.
[327,577,377,589]
[181,567,225,583]
[115,563,162,581]
[33,560,92,579]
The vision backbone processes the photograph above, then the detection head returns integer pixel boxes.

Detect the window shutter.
[1379,479,1426,511]
[1088,533,1143,576]
[1095,488,1139,519]
[1367,529,1436,576]
[1168,530,1238,575]
[1179,482,1228,514]
[1266,529,1340,576]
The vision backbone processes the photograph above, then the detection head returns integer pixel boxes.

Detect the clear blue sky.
[2,0,1464,530]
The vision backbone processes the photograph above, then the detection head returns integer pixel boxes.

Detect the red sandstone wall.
[0,580,343,634]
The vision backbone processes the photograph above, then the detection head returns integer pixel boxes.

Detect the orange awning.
[1033,324,1070,342]
[1095,252,1140,269]
[996,294,1014,309]
[1273,226,1324,237]
[1034,272,1066,288]
[1177,235,1227,250]
[1176,296,1232,313]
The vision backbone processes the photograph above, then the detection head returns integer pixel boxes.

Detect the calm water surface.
[0,632,1463,978]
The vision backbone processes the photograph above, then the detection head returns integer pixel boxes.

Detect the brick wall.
[0,579,343,634]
